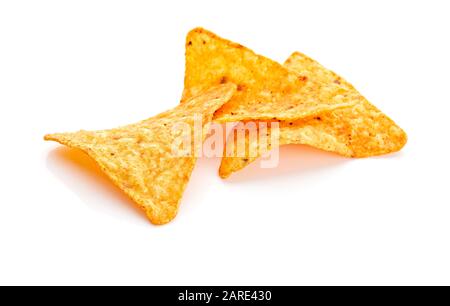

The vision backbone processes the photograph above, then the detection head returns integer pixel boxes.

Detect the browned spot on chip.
[237,84,246,91]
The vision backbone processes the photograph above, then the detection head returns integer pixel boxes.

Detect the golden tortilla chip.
[45,84,236,224]
[183,28,355,122]
[219,52,407,178]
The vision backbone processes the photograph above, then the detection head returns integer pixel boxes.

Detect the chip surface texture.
[45,84,236,224]
[218,52,407,178]
[183,28,356,122]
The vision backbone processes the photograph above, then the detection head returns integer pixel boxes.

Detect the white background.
[1,0,449,286]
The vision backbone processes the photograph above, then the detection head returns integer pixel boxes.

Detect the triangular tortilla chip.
[219,52,407,178]
[182,28,355,121]
[45,84,236,224]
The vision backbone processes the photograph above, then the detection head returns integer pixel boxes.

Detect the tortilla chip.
[219,52,407,178]
[45,84,236,224]
[183,28,355,122]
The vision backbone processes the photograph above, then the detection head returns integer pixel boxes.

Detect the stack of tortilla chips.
[45,28,407,224]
